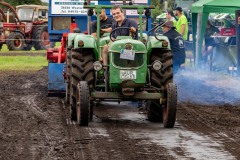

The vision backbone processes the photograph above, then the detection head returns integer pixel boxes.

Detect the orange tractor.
[0,2,51,50]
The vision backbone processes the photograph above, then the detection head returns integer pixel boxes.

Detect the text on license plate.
[120,70,136,80]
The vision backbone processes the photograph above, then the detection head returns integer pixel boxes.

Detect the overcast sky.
[41,0,48,2]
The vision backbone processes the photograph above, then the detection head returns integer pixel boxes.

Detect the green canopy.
[191,0,240,67]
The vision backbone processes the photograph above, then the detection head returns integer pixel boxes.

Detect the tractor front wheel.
[70,49,94,122]
[76,81,90,126]
[148,50,173,123]
[163,83,177,128]
[6,32,25,51]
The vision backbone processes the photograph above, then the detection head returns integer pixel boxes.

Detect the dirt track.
[0,66,240,159]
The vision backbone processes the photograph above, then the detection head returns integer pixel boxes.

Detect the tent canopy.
[191,0,240,67]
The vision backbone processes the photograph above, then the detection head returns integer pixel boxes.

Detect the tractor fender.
[11,30,26,40]
[33,22,48,25]
[67,33,81,47]
[99,36,110,48]
[147,35,171,50]
[73,34,97,49]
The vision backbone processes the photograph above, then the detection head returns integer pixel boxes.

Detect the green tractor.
[65,4,178,128]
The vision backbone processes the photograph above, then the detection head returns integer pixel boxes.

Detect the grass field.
[0,44,48,71]
[0,44,47,53]
[0,43,61,52]
[0,56,48,70]
[0,43,62,71]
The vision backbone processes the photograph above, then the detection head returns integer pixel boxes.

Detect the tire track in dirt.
[91,103,176,160]
[0,67,239,159]
[91,102,236,160]
[64,106,99,160]
[0,68,84,159]
[177,103,240,159]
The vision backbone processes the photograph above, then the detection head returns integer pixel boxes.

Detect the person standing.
[166,9,176,26]
[174,7,188,41]
[202,20,220,66]
[162,21,186,73]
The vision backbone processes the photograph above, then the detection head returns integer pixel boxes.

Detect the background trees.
[151,0,175,19]
[1,0,44,7]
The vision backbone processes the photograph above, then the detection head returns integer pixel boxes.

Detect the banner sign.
[51,0,98,15]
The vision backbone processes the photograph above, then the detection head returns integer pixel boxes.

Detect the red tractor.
[0,2,51,51]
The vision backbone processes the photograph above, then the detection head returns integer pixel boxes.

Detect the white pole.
[196,13,202,68]
[164,0,168,10]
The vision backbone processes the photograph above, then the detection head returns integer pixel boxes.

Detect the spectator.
[162,21,186,73]
[174,7,188,41]
[101,5,138,66]
[202,20,220,65]
[91,9,114,39]
[166,9,176,26]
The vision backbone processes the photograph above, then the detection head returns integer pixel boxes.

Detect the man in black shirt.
[202,20,220,65]
[101,5,138,66]
[91,9,114,39]
[162,21,186,73]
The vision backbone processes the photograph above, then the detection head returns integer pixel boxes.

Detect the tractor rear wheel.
[147,50,173,122]
[32,24,50,50]
[160,51,173,86]
[70,49,95,121]
[6,32,25,51]
[163,83,177,128]
[76,81,90,126]
[50,42,56,48]
[151,51,173,87]
[24,44,32,50]
[65,49,72,104]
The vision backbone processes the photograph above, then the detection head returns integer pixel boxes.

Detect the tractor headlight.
[93,61,103,71]
[152,60,162,71]
[78,40,84,47]
[162,40,168,47]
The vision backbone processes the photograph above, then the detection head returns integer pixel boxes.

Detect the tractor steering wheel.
[152,22,167,41]
[154,26,164,41]
[109,27,136,42]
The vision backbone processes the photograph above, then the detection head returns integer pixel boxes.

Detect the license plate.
[120,70,136,80]
[120,49,135,60]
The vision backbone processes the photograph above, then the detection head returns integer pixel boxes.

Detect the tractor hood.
[108,39,147,53]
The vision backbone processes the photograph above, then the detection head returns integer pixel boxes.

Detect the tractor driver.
[91,9,114,39]
[101,5,138,66]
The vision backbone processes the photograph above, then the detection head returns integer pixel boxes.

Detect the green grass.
[0,42,61,53]
[0,44,44,53]
[0,56,48,70]
[1,44,9,52]
[0,42,61,71]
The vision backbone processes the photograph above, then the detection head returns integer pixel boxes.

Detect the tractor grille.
[113,52,144,68]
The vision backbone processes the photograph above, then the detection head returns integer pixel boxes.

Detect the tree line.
[1,0,47,7]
